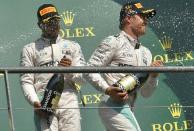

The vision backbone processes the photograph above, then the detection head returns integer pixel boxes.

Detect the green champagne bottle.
[41,74,64,114]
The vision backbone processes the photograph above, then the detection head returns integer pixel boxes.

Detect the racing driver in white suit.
[20,4,85,131]
[86,2,163,131]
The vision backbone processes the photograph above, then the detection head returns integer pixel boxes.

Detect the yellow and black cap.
[120,1,156,23]
[37,4,60,23]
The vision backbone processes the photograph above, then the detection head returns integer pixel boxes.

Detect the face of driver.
[125,13,148,37]
[40,17,61,39]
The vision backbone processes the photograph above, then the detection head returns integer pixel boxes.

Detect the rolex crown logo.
[61,11,75,26]
[168,103,182,118]
[159,36,172,51]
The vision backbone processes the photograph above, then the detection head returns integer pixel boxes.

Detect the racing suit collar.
[120,31,141,49]
[41,35,62,44]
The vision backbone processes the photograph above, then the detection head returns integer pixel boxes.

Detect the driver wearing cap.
[20,4,85,131]
[86,1,163,131]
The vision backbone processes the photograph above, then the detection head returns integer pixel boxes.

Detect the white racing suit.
[87,31,158,131]
[20,36,85,131]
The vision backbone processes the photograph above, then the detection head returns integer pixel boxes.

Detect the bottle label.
[51,95,60,109]
[42,89,53,113]
[41,74,64,114]
[118,75,137,91]
[41,89,62,113]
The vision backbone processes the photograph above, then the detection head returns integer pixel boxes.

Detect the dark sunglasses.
[43,17,61,25]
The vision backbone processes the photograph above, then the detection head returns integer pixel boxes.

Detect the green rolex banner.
[0,0,194,131]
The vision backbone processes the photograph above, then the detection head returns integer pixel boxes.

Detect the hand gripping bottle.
[114,73,149,93]
[41,74,64,114]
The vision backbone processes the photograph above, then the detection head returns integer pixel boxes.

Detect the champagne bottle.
[114,73,149,93]
[41,74,64,114]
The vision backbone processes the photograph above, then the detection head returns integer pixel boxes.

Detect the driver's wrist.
[105,87,111,95]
